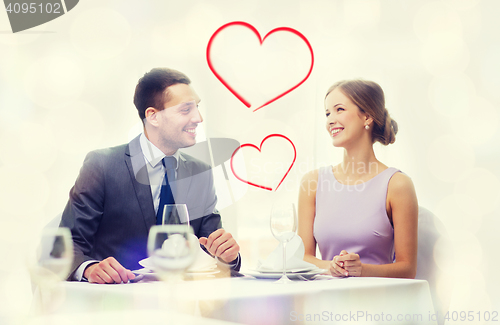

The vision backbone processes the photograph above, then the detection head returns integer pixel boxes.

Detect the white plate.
[251,267,315,274]
[132,268,220,276]
[139,265,217,273]
[139,257,217,272]
[243,268,326,279]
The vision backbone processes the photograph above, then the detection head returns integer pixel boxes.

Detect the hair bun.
[383,109,397,145]
[390,117,398,134]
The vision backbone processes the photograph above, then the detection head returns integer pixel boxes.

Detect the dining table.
[30,266,437,325]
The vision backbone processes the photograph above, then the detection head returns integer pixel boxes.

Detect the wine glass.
[29,227,74,287]
[270,202,297,284]
[28,227,73,314]
[147,225,197,282]
[162,204,190,225]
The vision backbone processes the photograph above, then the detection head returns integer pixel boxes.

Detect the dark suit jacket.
[60,135,240,278]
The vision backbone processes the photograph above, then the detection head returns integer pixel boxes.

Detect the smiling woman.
[325,80,398,147]
[298,79,418,279]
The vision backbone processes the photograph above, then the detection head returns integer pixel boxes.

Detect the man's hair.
[133,68,191,121]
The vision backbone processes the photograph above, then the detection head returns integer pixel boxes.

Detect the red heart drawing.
[206,21,314,112]
[230,134,296,191]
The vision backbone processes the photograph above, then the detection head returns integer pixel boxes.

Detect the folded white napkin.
[257,236,316,272]
[139,234,217,272]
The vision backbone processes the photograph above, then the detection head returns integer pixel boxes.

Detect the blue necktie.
[156,157,176,225]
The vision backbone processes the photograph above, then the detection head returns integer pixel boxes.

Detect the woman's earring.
[365,125,370,130]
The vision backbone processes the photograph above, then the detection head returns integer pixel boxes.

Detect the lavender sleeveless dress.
[313,166,400,265]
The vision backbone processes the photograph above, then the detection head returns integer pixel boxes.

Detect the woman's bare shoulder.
[389,171,415,191]
[301,168,320,182]
[299,168,320,197]
[388,171,417,205]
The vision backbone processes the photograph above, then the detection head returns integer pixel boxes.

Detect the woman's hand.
[330,250,362,277]
[330,250,348,277]
[336,250,362,277]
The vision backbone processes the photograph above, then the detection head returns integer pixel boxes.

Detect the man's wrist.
[72,260,99,281]
[83,262,99,279]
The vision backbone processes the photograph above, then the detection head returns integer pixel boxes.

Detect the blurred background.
[0,0,499,323]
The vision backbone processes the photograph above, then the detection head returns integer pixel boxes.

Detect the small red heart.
[207,21,314,112]
[230,134,296,191]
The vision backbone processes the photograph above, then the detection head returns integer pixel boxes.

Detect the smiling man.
[60,68,241,283]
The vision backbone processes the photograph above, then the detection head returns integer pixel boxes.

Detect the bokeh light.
[448,230,483,270]
[435,195,482,233]
[0,122,57,172]
[0,271,33,316]
[24,55,85,109]
[432,235,455,272]
[45,101,105,155]
[413,2,463,41]
[342,0,381,30]
[420,32,469,76]
[70,8,131,60]
[149,22,187,60]
[298,1,339,39]
[0,42,18,74]
[428,74,475,118]
[480,45,500,100]
[0,166,50,216]
[450,97,499,144]
[443,0,481,11]
[0,218,32,246]
[426,135,475,183]
[448,269,491,321]
[185,3,225,52]
[454,168,500,217]
[414,1,469,76]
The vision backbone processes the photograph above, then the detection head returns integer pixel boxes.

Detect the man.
[60,68,240,284]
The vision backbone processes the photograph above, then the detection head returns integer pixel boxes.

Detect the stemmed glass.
[147,225,197,282]
[28,227,73,313]
[29,227,74,287]
[270,202,297,284]
[162,204,190,225]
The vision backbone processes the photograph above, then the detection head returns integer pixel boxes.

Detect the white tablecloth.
[27,310,241,325]
[32,277,437,325]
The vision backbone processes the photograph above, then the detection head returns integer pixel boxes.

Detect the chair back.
[416,206,454,325]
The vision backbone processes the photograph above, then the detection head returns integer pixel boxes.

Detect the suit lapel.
[125,135,156,228]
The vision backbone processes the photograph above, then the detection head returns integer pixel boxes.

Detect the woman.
[298,79,418,278]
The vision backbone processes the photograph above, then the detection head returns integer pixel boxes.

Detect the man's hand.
[84,257,136,284]
[199,229,239,263]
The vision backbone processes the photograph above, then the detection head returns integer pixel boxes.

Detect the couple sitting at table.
[60,68,417,284]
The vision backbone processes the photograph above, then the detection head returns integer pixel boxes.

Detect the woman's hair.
[325,79,398,145]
